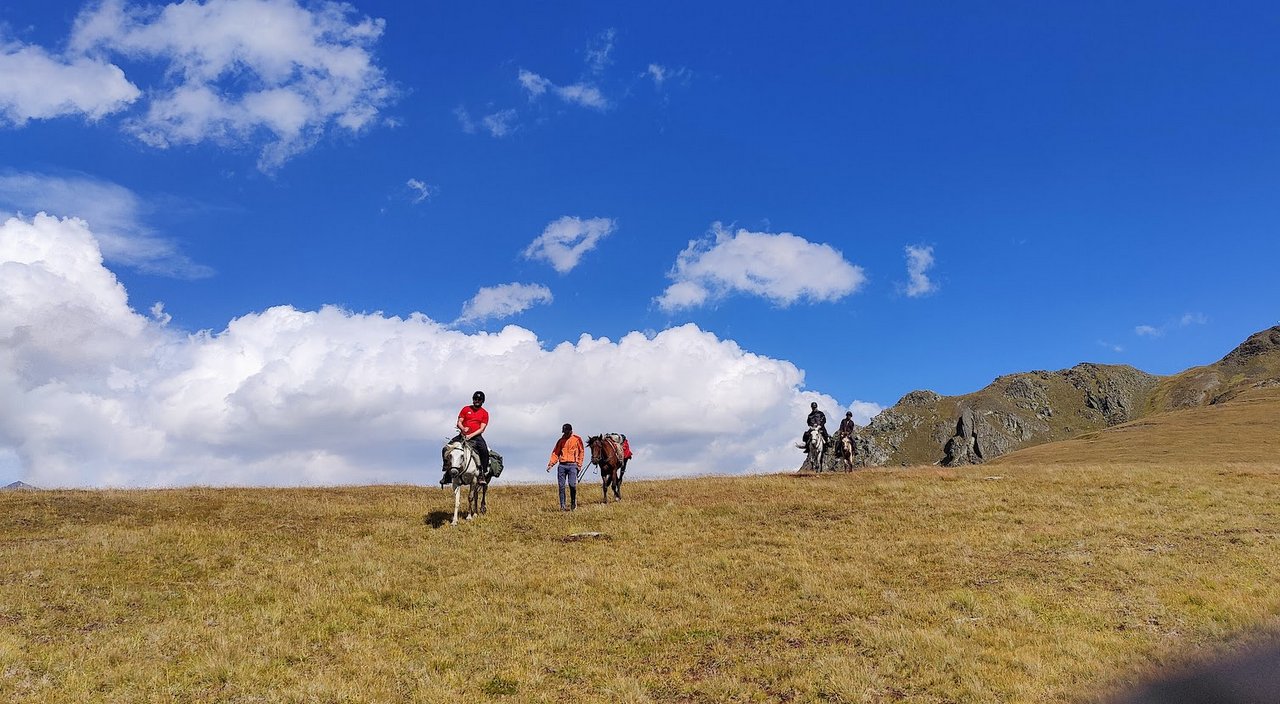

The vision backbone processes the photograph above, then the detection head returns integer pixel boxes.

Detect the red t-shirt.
[458,405,489,435]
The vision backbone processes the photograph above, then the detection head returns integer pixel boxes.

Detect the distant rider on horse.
[441,390,490,485]
[803,401,830,448]
[837,411,855,438]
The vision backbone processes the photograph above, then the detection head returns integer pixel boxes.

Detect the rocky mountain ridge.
[852,325,1280,467]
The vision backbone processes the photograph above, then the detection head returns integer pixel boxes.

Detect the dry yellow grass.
[3,394,1279,702]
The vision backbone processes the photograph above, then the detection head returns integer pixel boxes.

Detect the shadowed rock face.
[851,325,1280,468]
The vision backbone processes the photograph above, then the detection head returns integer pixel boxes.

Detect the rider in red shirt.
[441,390,490,484]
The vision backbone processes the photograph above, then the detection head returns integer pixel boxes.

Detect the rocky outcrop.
[851,362,1160,468]
[849,326,1280,468]
[1221,326,1280,366]
[942,407,982,465]
[1148,326,1280,411]
[1065,363,1157,425]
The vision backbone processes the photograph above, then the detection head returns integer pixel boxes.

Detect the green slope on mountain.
[853,325,1280,468]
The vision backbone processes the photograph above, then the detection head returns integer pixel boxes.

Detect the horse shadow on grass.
[422,510,456,528]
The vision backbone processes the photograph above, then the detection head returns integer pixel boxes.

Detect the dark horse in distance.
[587,434,627,503]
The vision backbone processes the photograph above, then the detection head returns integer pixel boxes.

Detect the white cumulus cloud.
[454,106,518,137]
[405,178,433,204]
[0,213,855,488]
[457,283,553,324]
[1134,325,1161,337]
[585,28,615,75]
[523,216,617,273]
[0,40,140,125]
[481,108,518,137]
[454,105,477,133]
[66,0,393,171]
[517,69,608,110]
[518,69,551,98]
[647,63,668,88]
[0,171,211,278]
[1134,312,1209,339]
[904,244,938,297]
[657,222,866,311]
[645,63,690,91]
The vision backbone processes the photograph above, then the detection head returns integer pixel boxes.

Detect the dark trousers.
[556,462,579,509]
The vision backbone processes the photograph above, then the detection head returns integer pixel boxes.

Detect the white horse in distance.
[802,425,826,472]
[442,439,484,525]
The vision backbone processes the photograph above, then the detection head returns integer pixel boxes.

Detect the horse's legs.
[451,484,461,525]
[601,471,609,504]
[479,483,487,514]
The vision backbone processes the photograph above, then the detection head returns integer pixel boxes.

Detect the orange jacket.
[548,434,584,466]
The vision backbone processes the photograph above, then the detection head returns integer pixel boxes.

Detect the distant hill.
[853,325,1280,467]
[1146,326,1280,411]
[3,481,37,491]
[989,386,1280,466]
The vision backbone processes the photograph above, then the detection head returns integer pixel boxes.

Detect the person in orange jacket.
[545,423,584,511]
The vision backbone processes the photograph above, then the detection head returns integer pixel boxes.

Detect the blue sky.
[2,1,1278,487]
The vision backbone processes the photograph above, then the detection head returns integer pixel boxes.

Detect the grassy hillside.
[1145,327,1280,413]
[857,326,1280,468]
[991,387,1280,467]
[4,452,1279,702]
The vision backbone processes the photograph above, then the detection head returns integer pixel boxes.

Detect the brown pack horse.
[586,435,626,503]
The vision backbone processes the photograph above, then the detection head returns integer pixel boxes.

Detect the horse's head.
[807,426,825,451]
[444,441,471,472]
[586,435,602,463]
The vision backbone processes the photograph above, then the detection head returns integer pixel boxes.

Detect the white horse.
[443,439,484,525]
[803,425,826,472]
